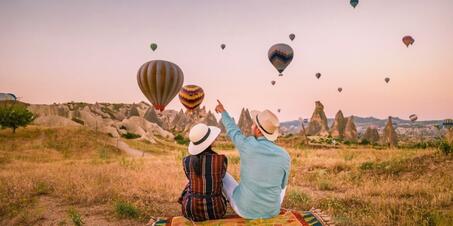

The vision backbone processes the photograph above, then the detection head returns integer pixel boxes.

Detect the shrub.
[0,105,35,133]
[438,141,452,155]
[68,208,84,226]
[175,134,189,145]
[121,132,141,139]
[360,139,370,145]
[115,201,139,219]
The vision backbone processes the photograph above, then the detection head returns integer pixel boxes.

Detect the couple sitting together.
[177,100,291,221]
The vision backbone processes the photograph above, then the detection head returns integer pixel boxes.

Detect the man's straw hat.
[250,110,280,141]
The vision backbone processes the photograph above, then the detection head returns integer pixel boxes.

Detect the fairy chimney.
[343,116,358,142]
[330,110,346,138]
[306,101,329,136]
[362,126,380,144]
[383,116,398,147]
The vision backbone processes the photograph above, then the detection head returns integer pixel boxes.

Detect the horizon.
[1,0,453,121]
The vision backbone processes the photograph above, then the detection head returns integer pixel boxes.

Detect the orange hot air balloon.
[402,36,415,47]
[137,60,184,111]
[178,85,205,111]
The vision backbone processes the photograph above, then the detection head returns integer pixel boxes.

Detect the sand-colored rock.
[344,116,358,142]
[119,116,174,143]
[238,108,253,136]
[307,101,329,136]
[203,111,219,127]
[330,110,346,138]
[33,115,81,128]
[383,116,398,147]
[362,126,380,144]
[144,107,163,127]
[127,104,140,118]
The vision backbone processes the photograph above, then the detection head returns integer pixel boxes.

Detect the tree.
[0,105,35,133]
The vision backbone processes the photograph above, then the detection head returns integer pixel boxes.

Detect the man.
[215,100,291,219]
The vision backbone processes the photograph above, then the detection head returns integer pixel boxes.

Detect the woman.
[178,123,228,222]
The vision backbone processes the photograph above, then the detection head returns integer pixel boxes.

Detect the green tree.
[0,105,35,133]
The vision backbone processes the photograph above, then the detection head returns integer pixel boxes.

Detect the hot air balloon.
[137,60,184,111]
[402,36,415,47]
[409,114,418,122]
[268,43,294,76]
[0,93,16,101]
[277,109,281,113]
[289,33,295,41]
[221,44,226,50]
[385,77,390,83]
[350,0,359,8]
[271,80,276,86]
[179,85,204,111]
[150,43,158,51]
[338,87,343,93]
[316,73,321,79]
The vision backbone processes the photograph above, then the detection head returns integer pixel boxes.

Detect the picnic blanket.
[150,208,334,226]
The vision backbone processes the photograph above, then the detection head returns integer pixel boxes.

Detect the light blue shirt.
[221,112,291,219]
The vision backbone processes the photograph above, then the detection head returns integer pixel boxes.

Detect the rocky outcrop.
[343,116,358,142]
[171,109,193,132]
[144,107,163,127]
[33,115,81,128]
[306,101,329,136]
[330,110,346,138]
[383,117,398,147]
[238,108,253,136]
[203,111,219,127]
[362,126,380,144]
[118,116,174,143]
[127,104,140,118]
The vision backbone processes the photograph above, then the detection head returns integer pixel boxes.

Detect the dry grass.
[0,126,452,225]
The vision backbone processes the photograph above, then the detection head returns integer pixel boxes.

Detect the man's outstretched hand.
[215,99,226,113]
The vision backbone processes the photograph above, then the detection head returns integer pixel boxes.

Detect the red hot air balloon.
[402,36,415,47]
[179,85,205,111]
[137,60,184,111]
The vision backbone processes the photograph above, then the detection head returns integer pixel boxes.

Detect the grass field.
[0,126,452,225]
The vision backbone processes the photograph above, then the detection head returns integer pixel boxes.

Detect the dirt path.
[111,138,149,157]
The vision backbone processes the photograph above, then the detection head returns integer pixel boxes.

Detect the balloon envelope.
[221,44,226,50]
[0,93,16,101]
[179,85,204,111]
[409,114,418,122]
[350,0,359,8]
[385,77,390,83]
[150,43,158,51]
[137,60,184,111]
[289,33,295,41]
[338,87,343,93]
[268,43,294,76]
[316,73,321,79]
[402,36,415,47]
[271,80,276,86]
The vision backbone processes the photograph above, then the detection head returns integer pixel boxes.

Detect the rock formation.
[238,108,253,136]
[383,116,398,147]
[306,101,329,136]
[343,116,358,142]
[118,116,174,143]
[362,126,380,144]
[202,111,219,127]
[144,107,163,127]
[127,104,140,118]
[330,110,346,138]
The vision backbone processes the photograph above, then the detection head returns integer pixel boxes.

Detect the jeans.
[222,172,287,218]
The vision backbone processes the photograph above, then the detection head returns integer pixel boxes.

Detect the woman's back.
[181,152,228,221]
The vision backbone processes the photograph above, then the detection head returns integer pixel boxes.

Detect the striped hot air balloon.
[409,114,418,122]
[0,93,16,101]
[179,85,205,111]
[402,36,415,47]
[268,43,294,76]
[137,60,184,111]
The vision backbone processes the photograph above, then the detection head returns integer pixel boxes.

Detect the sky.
[1,0,452,121]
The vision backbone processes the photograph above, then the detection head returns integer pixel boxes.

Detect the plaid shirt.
[180,152,228,222]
